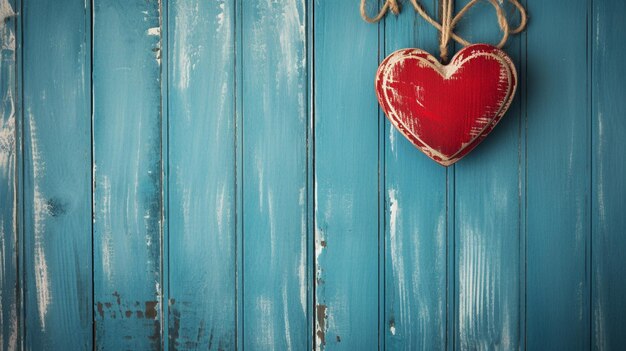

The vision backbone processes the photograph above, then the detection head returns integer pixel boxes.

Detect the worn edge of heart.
[361,0,528,166]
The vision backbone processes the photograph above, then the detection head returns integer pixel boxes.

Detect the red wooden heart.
[375,44,517,166]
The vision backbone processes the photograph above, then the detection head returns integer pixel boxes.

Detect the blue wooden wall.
[0,0,625,350]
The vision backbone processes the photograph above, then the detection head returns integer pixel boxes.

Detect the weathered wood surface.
[2,1,626,350]
[314,1,379,349]
[92,0,163,349]
[168,1,236,350]
[0,0,17,350]
[592,1,626,349]
[22,0,92,349]
[526,0,590,349]
[241,0,309,350]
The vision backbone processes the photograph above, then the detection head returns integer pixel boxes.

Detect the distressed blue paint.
[0,0,18,349]
[22,0,92,349]
[526,0,591,349]
[453,1,523,349]
[9,1,626,350]
[241,0,309,349]
[592,1,626,349]
[167,0,236,350]
[92,0,163,349]
[382,1,447,350]
[314,1,379,349]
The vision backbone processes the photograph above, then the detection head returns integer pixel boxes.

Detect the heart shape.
[375,44,517,166]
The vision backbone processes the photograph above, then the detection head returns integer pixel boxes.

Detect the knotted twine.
[360,0,528,62]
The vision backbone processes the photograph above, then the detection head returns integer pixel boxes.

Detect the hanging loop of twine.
[360,0,528,62]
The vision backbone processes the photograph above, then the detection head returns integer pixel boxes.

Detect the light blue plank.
[382,1,447,349]
[234,0,244,349]
[167,0,236,349]
[92,0,163,349]
[0,1,18,349]
[241,0,309,349]
[314,1,379,349]
[453,1,523,349]
[526,0,590,349]
[22,0,92,349]
[592,0,626,349]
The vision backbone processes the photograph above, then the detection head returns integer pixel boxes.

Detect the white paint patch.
[28,113,51,331]
[278,0,306,84]
[282,285,293,351]
[216,1,226,33]
[267,190,276,261]
[256,296,275,348]
[298,186,307,314]
[389,188,409,328]
[100,175,114,281]
[147,27,160,36]
[216,183,227,241]
[390,324,396,335]
[596,113,606,223]
[0,109,14,177]
[173,2,200,90]
[0,0,16,27]
[256,154,265,211]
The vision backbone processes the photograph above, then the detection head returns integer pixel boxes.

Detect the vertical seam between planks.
[234,0,245,348]
[306,0,315,349]
[160,0,169,348]
[310,0,317,347]
[16,0,24,348]
[89,0,95,349]
[522,1,528,350]
[585,0,594,350]
[19,0,27,348]
[518,1,528,348]
[377,1,384,349]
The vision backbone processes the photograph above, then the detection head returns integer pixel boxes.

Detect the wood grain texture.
[383,1,447,349]
[241,0,309,349]
[22,0,92,349]
[314,1,379,349]
[453,1,523,349]
[526,0,590,349]
[92,0,163,349]
[0,0,18,349]
[9,2,626,350]
[592,1,626,349]
[167,0,236,350]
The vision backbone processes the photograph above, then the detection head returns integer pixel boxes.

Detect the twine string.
[360,0,528,61]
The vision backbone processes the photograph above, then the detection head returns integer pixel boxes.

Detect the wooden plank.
[92,0,163,349]
[167,0,236,349]
[592,0,626,349]
[382,1,447,349]
[453,1,523,349]
[0,0,18,349]
[241,0,309,349]
[314,1,378,349]
[22,0,92,349]
[526,0,590,349]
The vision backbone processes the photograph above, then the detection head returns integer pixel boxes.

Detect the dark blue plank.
[526,0,590,349]
[314,1,379,349]
[22,0,92,349]
[241,0,309,349]
[92,0,163,349]
[167,0,236,349]
[453,1,524,349]
[382,1,448,349]
[0,0,18,349]
[592,0,626,349]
